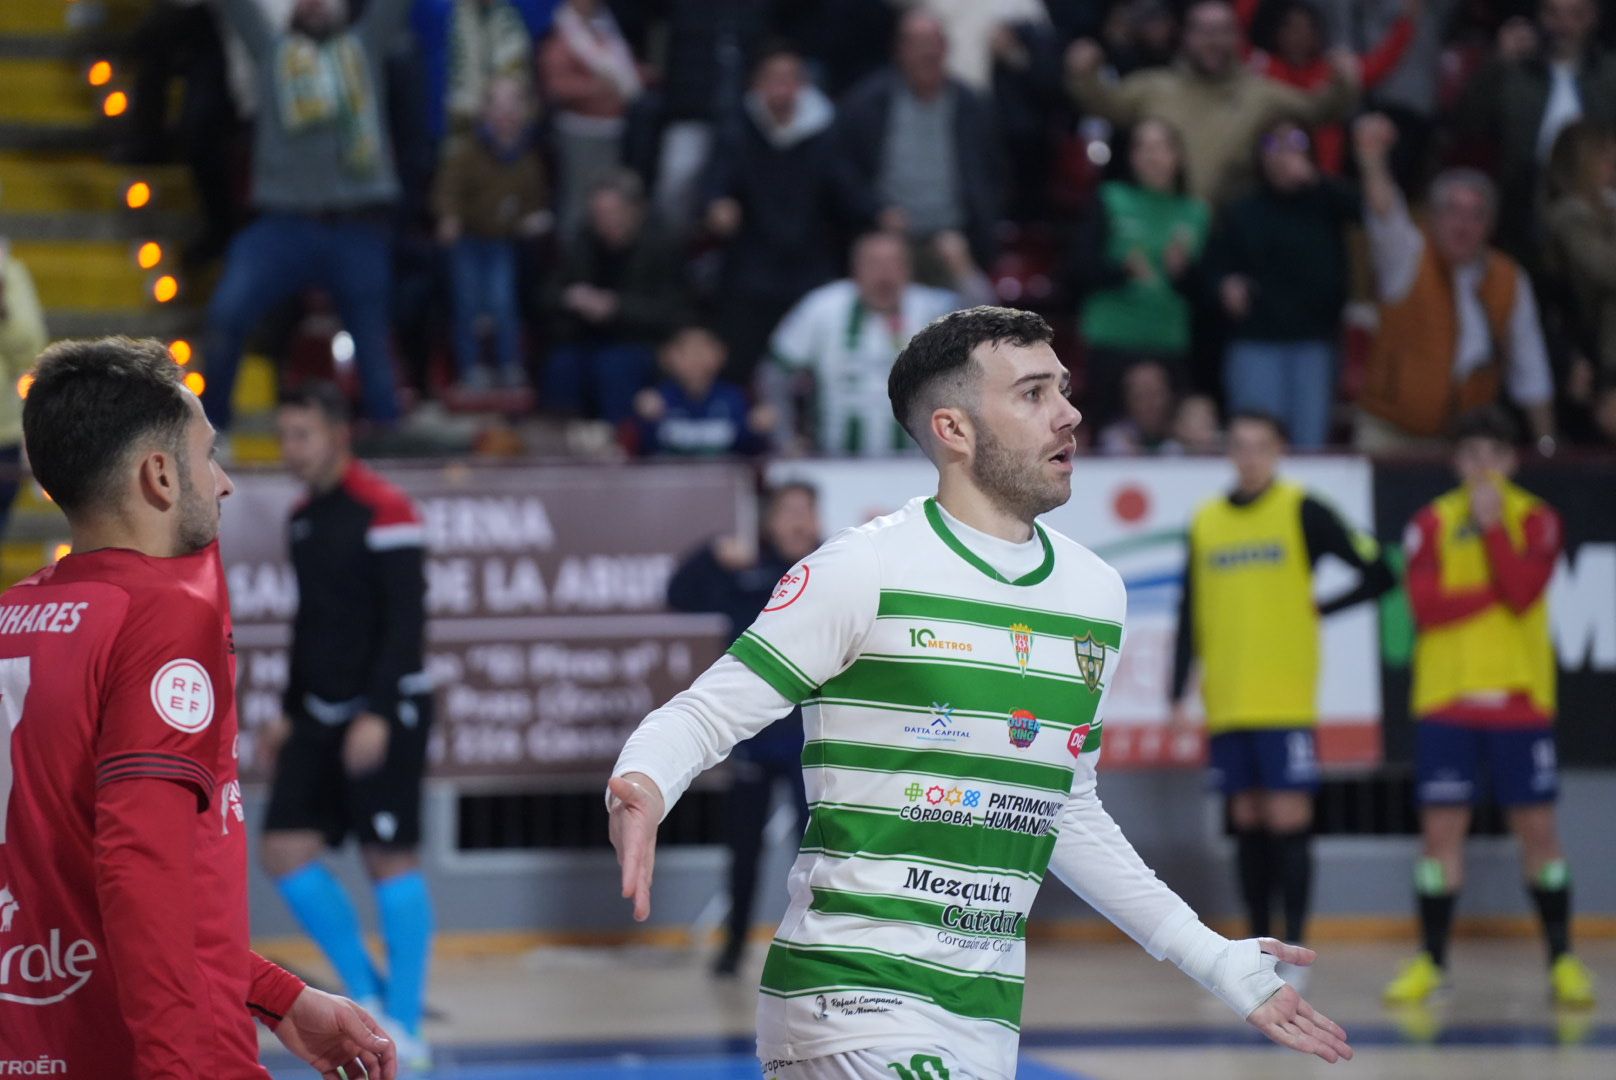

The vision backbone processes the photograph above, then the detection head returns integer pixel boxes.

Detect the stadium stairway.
[0,0,282,584]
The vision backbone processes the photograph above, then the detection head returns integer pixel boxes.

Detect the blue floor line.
[266,1023,1616,1078]
[271,1057,1097,1080]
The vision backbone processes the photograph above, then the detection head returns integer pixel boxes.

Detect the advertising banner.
[769,457,1382,768]
[1373,459,1616,767]
[221,463,751,781]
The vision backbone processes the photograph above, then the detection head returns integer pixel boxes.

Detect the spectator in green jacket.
[1070,116,1209,427]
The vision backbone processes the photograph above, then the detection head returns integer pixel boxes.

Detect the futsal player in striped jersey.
[607,308,1352,1079]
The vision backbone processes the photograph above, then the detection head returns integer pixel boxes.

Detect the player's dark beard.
[970,419,1069,525]
[175,451,217,554]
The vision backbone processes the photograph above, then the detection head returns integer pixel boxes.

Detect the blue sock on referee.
[376,870,433,1035]
[276,863,382,1001]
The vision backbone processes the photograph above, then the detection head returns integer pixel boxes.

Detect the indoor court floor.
[265,937,1615,1079]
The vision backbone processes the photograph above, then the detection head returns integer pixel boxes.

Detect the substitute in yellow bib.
[1171,412,1392,960]
[1384,408,1595,1009]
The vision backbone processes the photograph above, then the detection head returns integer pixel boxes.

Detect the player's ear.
[136,448,181,513]
[929,406,972,460]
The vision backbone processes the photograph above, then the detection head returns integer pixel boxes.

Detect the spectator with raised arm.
[1241,0,1419,174]
[1352,113,1556,453]
[204,0,411,434]
[539,0,641,236]
[1065,0,1357,207]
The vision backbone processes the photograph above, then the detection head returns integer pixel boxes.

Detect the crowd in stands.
[102,0,1616,457]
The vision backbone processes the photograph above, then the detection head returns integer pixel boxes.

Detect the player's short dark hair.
[888,306,1053,441]
[1453,406,1519,447]
[279,379,351,425]
[1227,408,1290,443]
[23,336,192,516]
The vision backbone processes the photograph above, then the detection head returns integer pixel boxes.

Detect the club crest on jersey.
[1009,623,1033,674]
[1007,708,1040,749]
[1073,632,1106,692]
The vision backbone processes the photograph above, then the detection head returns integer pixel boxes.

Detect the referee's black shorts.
[263,695,433,849]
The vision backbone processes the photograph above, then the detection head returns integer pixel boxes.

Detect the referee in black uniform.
[259,381,435,1069]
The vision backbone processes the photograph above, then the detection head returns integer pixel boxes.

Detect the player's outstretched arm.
[1243,940,1353,1063]
[1048,769,1352,1063]
[608,773,666,921]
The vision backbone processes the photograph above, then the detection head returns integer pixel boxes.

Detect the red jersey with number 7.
[0,543,273,1078]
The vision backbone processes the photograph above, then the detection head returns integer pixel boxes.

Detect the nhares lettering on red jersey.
[149,659,215,734]
[0,603,88,637]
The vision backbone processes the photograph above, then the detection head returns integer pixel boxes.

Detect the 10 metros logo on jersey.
[0,883,98,1006]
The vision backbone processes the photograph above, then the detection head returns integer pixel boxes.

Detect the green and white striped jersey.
[726,497,1127,1073]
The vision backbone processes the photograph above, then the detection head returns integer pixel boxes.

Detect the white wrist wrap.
[1160,920,1286,1018]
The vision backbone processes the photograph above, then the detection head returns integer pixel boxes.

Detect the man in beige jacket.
[1066,0,1358,208]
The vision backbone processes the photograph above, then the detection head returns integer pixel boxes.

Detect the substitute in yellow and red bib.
[1384,407,1595,1009]
[1170,412,1392,970]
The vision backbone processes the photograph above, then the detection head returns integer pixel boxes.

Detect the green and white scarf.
[274,32,384,178]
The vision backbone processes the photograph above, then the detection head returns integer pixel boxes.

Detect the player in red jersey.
[0,337,396,1080]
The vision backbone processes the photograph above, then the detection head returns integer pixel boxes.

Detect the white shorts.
[762,1049,978,1079]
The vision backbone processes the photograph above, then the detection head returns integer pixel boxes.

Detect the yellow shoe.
[1383,953,1446,1005]
[1388,1003,1443,1044]
[1551,954,1596,1008]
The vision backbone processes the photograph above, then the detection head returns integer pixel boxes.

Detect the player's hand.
[712,534,756,571]
[706,197,742,237]
[1162,232,1191,279]
[1124,248,1156,283]
[1468,476,1504,529]
[342,712,391,777]
[1352,113,1398,164]
[931,230,975,277]
[1496,16,1538,64]
[259,715,293,772]
[634,387,666,422]
[275,986,397,1080]
[747,402,779,434]
[1246,940,1353,1064]
[1326,47,1361,89]
[1220,275,1252,319]
[607,772,664,922]
[1065,38,1105,80]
